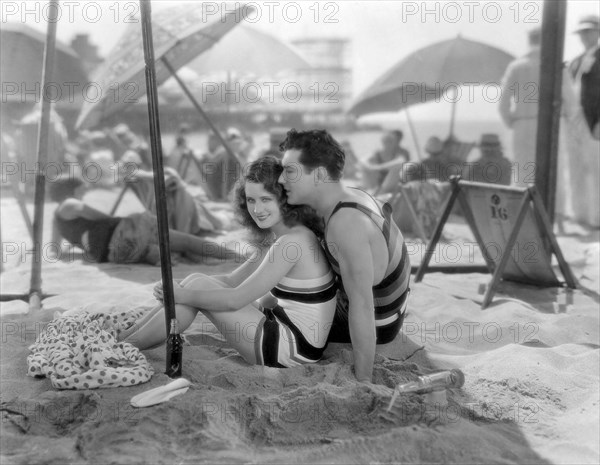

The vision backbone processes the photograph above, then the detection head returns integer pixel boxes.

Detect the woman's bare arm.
[157,234,303,311]
[211,249,265,287]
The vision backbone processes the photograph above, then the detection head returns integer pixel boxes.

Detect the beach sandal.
[130,378,191,408]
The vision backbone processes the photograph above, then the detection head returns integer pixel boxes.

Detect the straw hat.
[479,133,501,147]
[573,15,599,33]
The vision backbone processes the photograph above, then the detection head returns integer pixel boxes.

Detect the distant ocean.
[163,118,511,164]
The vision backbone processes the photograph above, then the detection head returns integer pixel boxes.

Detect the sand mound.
[1,194,598,464]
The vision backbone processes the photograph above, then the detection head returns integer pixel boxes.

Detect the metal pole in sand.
[535,0,567,225]
[139,0,181,377]
[28,0,59,311]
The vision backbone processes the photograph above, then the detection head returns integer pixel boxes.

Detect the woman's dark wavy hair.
[233,156,324,245]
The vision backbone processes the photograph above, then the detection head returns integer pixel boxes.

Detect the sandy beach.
[1,186,598,465]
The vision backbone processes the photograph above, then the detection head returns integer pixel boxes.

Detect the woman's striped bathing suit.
[255,270,338,367]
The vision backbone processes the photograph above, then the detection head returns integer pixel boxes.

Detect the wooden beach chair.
[442,137,477,165]
[109,175,223,234]
[415,176,577,308]
[386,180,454,243]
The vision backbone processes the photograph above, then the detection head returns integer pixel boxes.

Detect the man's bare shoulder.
[327,207,372,240]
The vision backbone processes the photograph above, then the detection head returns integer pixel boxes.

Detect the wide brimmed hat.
[573,15,599,33]
[480,133,501,147]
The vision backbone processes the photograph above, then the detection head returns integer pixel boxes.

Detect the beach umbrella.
[75,2,253,165]
[166,24,310,114]
[75,2,252,129]
[0,22,89,105]
[348,35,515,146]
[186,24,310,77]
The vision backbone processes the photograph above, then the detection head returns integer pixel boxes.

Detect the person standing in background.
[569,15,600,139]
[499,27,579,225]
[498,28,544,187]
[565,15,600,228]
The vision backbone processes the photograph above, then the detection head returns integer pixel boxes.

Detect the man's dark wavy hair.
[279,128,346,180]
[233,156,324,245]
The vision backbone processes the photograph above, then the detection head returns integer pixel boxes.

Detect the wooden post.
[535,0,567,225]
[28,0,59,311]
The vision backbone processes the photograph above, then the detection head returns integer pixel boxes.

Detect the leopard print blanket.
[27,310,154,390]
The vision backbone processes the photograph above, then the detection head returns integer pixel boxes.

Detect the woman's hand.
[153,281,164,302]
[153,280,184,304]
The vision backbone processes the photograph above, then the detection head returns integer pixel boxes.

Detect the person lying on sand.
[48,173,239,265]
[120,156,338,367]
[279,129,411,383]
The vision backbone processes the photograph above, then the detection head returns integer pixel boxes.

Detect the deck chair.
[109,176,223,234]
[382,135,476,241]
[415,177,577,308]
[442,135,477,165]
[386,180,453,242]
[174,150,216,200]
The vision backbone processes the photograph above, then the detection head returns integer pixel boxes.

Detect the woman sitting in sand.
[48,173,236,265]
[121,156,338,367]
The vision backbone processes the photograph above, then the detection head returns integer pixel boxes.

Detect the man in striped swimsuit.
[279,129,411,383]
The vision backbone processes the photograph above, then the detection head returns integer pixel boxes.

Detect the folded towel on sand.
[27,311,154,390]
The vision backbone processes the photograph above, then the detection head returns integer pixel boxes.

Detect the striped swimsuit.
[254,271,338,367]
[324,194,411,344]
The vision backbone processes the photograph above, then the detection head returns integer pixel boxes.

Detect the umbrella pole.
[9,174,34,240]
[140,0,181,378]
[226,70,232,115]
[28,0,59,312]
[449,87,458,138]
[404,108,422,160]
[161,57,244,166]
[534,0,567,225]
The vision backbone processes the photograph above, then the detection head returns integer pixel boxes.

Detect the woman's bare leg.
[121,302,200,349]
[122,274,264,364]
[180,275,263,364]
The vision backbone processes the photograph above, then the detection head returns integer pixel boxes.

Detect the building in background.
[286,37,353,127]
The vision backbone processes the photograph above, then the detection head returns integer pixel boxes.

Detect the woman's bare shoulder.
[277,226,318,245]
